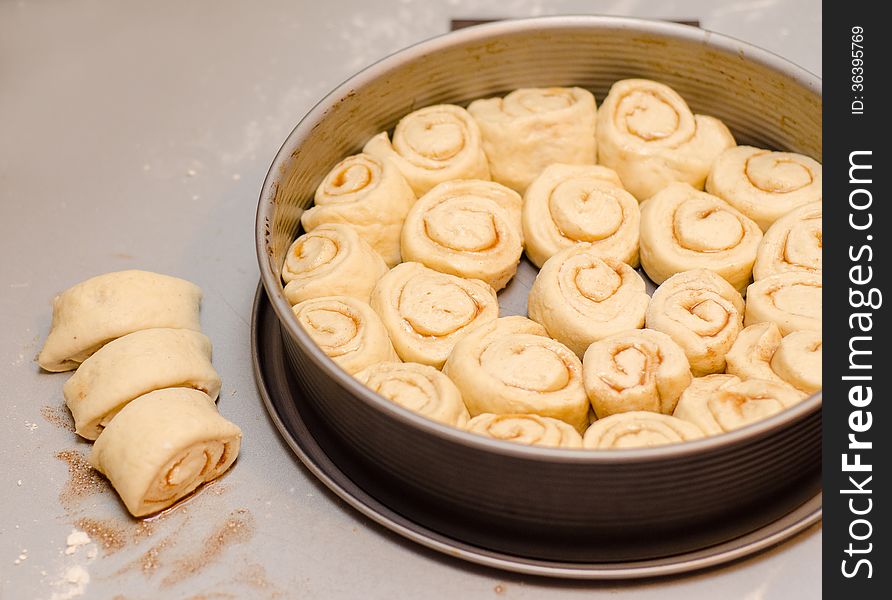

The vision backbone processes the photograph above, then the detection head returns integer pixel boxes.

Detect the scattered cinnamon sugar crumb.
[74,518,127,554]
[54,450,111,509]
[41,403,75,432]
[235,563,284,597]
[161,509,255,587]
[494,583,506,594]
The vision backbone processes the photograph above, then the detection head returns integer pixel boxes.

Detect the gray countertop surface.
[0,1,821,598]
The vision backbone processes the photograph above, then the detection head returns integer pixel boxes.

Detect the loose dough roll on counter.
[753,202,822,280]
[645,269,745,376]
[706,146,822,231]
[467,87,597,192]
[596,79,736,201]
[400,179,523,290]
[583,411,705,450]
[582,329,692,418]
[744,272,822,335]
[370,262,498,368]
[354,362,469,427]
[673,375,804,436]
[443,316,589,432]
[465,413,583,449]
[90,388,241,517]
[292,296,398,375]
[300,153,416,267]
[38,270,202,372]
[638,183,762,291]
[522,164,640,268]
[363,104,490,196]
[528,245,649,357]
[725,322,822,395]
[63,328,221,440]
[282,224,388,306]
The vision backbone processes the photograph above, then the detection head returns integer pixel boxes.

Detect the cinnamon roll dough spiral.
[355,362,469,427]
[583,411,705,450]
[90,388,241,517]
[467,87,597,192]
[726,322,822,395]
[753,202,822,280]
[673,375,804,436]
[596,79,736,201]
[706,146,822,231]
[370,262,498,368]
[639,183,763,291]
[744,272,822,335]
[282,224,388,305]
[465,413,583,449]
[363,104,490,196]
[528,245,649,357]
[38,270,202,372]
[582,329,692,418]
[443,316,589,432]
[645,269,746,376]
[292,296,399,375]
[300,153,416,267]
[400,179,523,290]
[63,328,221,441]
[522,164,640,268]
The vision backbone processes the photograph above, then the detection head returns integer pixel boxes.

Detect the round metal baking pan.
[252,285,821,578]
[256,15,822,566]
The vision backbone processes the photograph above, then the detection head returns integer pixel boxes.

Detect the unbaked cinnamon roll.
[528,245,649,357]
[400,179,523,290]
[645,269,745,376]
[443,317,589,432]
[596,79,736,201]
[727,322,822,395]
[292,296,398,375]
[673,376,804,436]
[706,146,822,231]
[465,413,583,449]
[638,183,762,291]
[370,262,498,368]
[467,87,597,192]
[363,104,490,196]
[582,329,692,418]
[753,202,822,280]
[744,272,822,335]
[90,388,241,517]
[355,362,469,427]
[38,270,202,372]
[522,164,640,268]
[63,328,221,440]
[300,153,416,266]
[282,224,388,305]
[583,411,705,449]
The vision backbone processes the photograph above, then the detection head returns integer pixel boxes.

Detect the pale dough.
[726,322,822,395]
[597,79,736,201]
[90,388,241,517]
[363,104,490,196]
[528,245,649,357]
[292,296,399,375]
[583,411,705,449]
[38,270,202,372]
[63,328,220,440]
[467,87,597,192]
[582,328,692,418]
[706,146,822,231]
[400,179,523,290]
[645,269,745,376]
[753,201,822,280]
[355,361,469,427]
[301,152,416,267]
[638,183,762,291]
[282,223,388,305]
[465,413,583,449]
[744,272,822,335]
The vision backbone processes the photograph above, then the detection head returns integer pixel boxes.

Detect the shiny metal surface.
[256,15,822,567]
